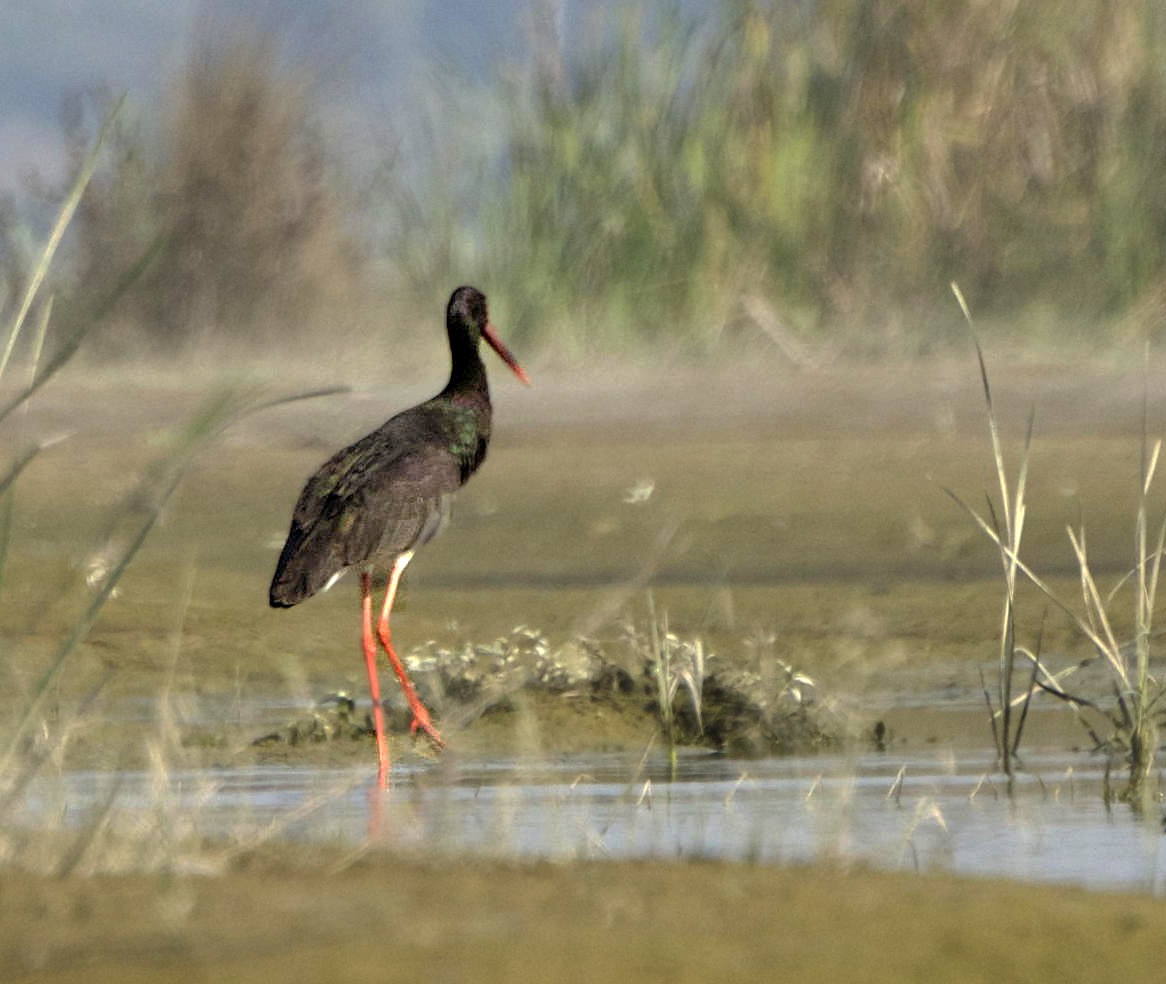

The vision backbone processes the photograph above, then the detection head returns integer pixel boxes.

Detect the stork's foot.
[409,705,445,751]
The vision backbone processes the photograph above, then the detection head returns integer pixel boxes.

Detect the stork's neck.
[442,330,489,399]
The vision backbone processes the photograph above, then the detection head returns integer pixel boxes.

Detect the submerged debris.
[252,693,368,747]
[700,665,836,756]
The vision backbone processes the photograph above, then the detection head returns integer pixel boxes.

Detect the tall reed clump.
[946,284,1165,806]
[0,96,150,801]
[943,283,1034,782]
[0,100,347,873]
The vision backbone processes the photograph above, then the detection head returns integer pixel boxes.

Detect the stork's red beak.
[482,322,531,386]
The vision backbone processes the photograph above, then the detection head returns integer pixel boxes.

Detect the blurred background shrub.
[4,0,1166,364]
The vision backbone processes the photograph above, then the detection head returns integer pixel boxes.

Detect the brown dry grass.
[4,849,1166,983]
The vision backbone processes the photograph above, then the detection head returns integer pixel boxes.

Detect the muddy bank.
[4,847,1166,984]
[247,623,840,766]
[5,359,1163,772]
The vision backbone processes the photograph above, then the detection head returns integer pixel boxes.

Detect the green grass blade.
[0,444,44,499]
[0,490,12,598]
[0,473,172,776]
[0,232,166,428]
[0,385,266,775]
[0,94,126,383]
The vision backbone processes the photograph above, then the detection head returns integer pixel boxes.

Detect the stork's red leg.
[376,551,445,749]
[360,571,391,788]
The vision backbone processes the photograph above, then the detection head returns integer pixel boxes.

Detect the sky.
[0,0,552,192]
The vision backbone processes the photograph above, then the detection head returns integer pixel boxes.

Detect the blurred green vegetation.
[4,0,1166,362]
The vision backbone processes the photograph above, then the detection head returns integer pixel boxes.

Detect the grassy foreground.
[5,849,1166,983]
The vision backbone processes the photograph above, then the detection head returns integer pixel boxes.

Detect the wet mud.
[5,358,1166,979]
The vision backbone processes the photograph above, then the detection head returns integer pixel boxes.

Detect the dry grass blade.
[1146,517,1166,640]
[1142,439,1161,500]
[950,281,1035,776]
[1135,432,1163,663]
[1009,622,1045,757]
[1065,528,1130,687]
[943,487,1115,665]
[639,591,707,775]
[676,640,705,736]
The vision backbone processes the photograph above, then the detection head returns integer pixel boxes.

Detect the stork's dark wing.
[269,409,464,607]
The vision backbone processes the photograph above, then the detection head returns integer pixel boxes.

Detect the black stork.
[269,286,529,786]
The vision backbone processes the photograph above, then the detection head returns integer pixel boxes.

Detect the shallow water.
[31,733,1166,894]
